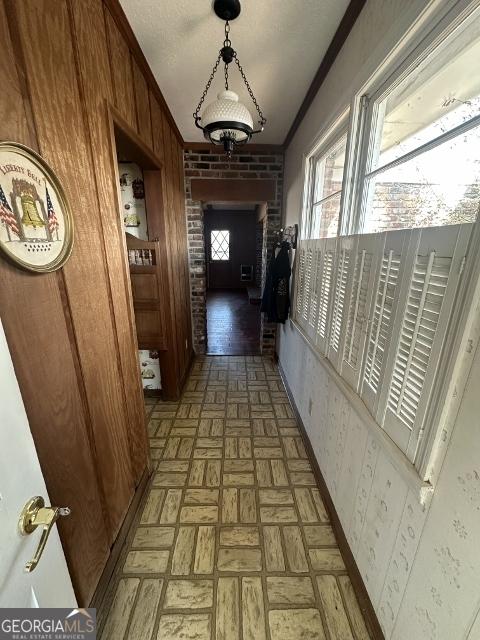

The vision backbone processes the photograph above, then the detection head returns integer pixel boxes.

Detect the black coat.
[261,242,291,323]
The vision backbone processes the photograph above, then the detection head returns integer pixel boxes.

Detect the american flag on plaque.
[46,186,60,239]
[0,185,20,240]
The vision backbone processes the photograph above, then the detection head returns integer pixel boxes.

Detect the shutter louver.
[342,236,378,389]
[295,245,306,321]
[302,245,314,324]
[328,238,355,369]
[307,244,322,340]
[331,250,349,352]
[316,240,335,353]
[361,230,410,414]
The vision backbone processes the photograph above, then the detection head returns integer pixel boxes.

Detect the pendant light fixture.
[193,0,266,158]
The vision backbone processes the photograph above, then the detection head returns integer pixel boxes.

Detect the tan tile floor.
[100,356,372,640]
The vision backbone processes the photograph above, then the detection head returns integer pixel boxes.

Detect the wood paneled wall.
[0,0,192,605]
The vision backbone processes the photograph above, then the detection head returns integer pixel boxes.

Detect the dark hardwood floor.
[206,289,261,355]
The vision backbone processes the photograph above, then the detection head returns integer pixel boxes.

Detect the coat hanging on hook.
[261,240,291,324]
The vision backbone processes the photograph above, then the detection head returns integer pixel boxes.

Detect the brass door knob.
[18,496,71,572]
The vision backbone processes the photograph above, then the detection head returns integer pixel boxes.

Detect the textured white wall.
[278,326,480,638]
[278,1,480,637]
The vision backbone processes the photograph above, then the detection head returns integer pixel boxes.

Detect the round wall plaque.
[0,142,73,272]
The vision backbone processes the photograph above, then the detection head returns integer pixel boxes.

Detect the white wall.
[278,1,480,637]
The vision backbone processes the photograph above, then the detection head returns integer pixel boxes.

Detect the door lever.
[18,496,71,572]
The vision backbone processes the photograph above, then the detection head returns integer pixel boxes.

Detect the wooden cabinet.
[127,235,167,352]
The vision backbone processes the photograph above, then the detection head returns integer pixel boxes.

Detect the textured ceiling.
[120,0,350,144]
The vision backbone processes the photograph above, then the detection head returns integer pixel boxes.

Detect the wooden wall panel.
[69,0,148,484]
[1,0,192,603]
[173,136,192,380]
[0,0,110,605]
[105,7,136,129]
[162,121,183,384]
[150,93,165,163]
[14,0,134,539]
[132,58,153,147]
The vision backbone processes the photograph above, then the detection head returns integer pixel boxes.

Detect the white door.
[0,319,76,607]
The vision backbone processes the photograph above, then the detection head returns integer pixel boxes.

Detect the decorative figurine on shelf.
[141,366,155,379]
[132,178,145,200]
[119,172,129,190]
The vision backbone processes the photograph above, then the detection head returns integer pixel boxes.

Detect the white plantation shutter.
[381,224,472,459]
[301,244,314,327]
[295,245,306,322]
[306,243,323,341]
[361,230,411,413]
[315,238,336,354]
[341,234,381,390]
[328,236,355,370]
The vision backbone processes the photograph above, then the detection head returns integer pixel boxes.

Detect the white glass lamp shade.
[201,90,253,143]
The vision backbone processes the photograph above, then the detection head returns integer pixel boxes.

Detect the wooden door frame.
[106,104,179,399]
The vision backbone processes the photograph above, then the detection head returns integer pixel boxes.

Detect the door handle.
[18,496,71,572]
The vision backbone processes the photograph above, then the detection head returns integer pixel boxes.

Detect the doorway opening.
[204,202,265,355]
[111,111,170,398]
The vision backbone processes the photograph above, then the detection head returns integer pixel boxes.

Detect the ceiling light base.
[213,0,241,21]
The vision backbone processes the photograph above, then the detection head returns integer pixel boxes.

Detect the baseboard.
[278,362,385,640]
[89,465,152,611]
[180,349,195,390]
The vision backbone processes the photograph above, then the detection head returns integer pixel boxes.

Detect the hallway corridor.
[206,291,261,355]
[99,356,372,640]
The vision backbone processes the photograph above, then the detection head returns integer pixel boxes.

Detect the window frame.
[349,1,480,236]
[210,229,230,262]
[299,114,350,242]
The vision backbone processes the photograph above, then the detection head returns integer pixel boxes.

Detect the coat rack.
[272,224,298,252]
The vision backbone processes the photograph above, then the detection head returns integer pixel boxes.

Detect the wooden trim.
[102,0,183,144]
[278,362,385,640]
[284,0,367,149]
[191,178,276,202]
[110,104,163,169]
[89,465,152,611]
[184,141,284,154]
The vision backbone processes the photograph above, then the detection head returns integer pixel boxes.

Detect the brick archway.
[184,148,284,355]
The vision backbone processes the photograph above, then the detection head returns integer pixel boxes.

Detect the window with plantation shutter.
[316,239,335,354]
[361,230,411,414]
[381,224,472,458]
[293,6,480,471]
[342,234,379,390]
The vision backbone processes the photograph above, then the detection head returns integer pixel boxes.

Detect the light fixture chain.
[224,20,231,47]
[233,54,266,126]
[193,52,222,121]
[224,63,229,91]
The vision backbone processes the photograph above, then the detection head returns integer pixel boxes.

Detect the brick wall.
[369,181,479,231]
[184,148,284,355]
[255,221,263,287]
